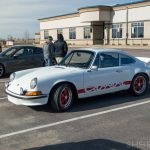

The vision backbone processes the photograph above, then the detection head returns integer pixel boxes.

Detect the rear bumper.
[6,89,48,106]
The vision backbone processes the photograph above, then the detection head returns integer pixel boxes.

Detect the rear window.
[100,52,119,68]
[33,48,43,54]
[120,54,135,65]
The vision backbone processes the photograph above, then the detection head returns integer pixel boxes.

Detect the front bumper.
[6,89,48,106]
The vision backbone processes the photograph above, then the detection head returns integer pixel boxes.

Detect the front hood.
[17,66,81,80]
[8,66,82,94]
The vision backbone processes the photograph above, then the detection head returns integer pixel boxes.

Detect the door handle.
[116,70,123,73]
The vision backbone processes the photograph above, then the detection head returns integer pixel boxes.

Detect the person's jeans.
[44,58,52,66]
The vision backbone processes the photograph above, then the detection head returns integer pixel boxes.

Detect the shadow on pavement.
[0,74,10,80]
[25,139,141,150]
[31,87,150,113]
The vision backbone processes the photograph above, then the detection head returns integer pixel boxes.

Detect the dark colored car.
[0,45,44,77]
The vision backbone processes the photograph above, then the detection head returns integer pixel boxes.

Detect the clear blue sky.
[0,0,143,39]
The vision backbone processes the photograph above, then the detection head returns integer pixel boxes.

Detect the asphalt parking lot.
[0,48,150,150]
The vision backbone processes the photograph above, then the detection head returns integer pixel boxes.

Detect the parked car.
[5,48,150,112]
[0,45,44,77]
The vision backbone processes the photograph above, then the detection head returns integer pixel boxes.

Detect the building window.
[57,29,63,36]
[44,30,49,39]
[112,24,122,38]
[69,28,76,39]
[131,22,144,38]
[84,27,91,39]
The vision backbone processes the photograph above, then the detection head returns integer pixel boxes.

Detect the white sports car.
[5,48,150,112]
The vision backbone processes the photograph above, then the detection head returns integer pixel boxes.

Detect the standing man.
[54,34,68,63]
[43,36,55,66]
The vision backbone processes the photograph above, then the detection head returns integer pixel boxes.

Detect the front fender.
[13,67,42,80]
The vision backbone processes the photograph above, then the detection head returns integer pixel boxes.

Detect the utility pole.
[126,7,129,45]
[24,30,29,44]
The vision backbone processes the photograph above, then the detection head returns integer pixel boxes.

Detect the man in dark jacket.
[54,34,68,63]
[43,36,55,66]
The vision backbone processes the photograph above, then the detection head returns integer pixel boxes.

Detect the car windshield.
[59,51,94,69]
[0,47,18,57]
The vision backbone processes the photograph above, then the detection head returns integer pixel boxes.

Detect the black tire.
[0,64,5,78]
[50,83,74,112]
[129,74,148,96]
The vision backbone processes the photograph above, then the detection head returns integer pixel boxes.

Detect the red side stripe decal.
[77,80,132,94]
[123,81,132,85]
[77,89,85,94]
[87,87,96,91]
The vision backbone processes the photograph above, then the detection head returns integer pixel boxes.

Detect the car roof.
[11,45,42,48]
[72,48,128,54]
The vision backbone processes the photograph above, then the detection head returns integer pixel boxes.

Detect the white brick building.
[39,1,150,46]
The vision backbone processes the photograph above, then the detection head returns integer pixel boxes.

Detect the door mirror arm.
[87,66,98,72]
[13,55,19,59]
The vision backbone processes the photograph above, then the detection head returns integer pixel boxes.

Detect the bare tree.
[24,30,30,44]
[7,35,14,41]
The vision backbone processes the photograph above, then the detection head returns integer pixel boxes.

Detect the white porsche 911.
[5,48,150,112]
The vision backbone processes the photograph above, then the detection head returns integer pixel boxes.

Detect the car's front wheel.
[50,83,74,112]
[0,64,5,78]
[130,74,148,96]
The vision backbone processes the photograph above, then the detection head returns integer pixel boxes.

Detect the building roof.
[78,5,111,10]
[38,12,79,21]
[35,33,40,35]
[38,0,150,21]
[114,0,149,7]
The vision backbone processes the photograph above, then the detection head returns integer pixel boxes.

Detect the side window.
[93,54,100,68]
[120,54,135,65]
[33,48,43,55]
[100,52,119,68]
[14,48,26,56]
[26,47,34,55]
[4,48,17,57]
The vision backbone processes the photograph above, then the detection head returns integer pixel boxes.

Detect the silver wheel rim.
[0,65,4,77]
[133,76,147,94]
[59,87,72,109]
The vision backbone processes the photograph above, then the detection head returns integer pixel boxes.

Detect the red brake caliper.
[135,77,143,91]
[61,89,69,105]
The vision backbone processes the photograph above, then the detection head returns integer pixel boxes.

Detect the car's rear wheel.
[0,64,5,78]
[130,74,148,96]
[50,83,74,112]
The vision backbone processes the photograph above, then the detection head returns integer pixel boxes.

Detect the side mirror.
[88,66,98,72]
[91,66,98,71]
[13,55,19,59]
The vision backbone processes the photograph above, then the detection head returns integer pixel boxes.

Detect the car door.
[84,52,131,97]
[32,47,44,67]
[23,47,36,69]
[7,47,29,72]
[21,47,44,69]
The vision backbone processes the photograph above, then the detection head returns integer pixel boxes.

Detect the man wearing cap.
[43,36,55,66]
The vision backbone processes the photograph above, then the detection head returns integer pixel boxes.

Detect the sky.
[0,0,143,39]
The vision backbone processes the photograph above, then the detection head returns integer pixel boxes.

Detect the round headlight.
[30,78,38,89]
[10,73,15,82]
